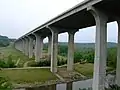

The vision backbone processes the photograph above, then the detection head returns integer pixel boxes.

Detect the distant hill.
[0,35,16,47]
[58,42,117,50]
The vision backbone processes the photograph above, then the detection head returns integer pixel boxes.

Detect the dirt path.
[15,58,21,66]
[57,67,87,81]
[23,61,32,67]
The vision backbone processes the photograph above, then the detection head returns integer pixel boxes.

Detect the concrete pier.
[47,26,58,73]
[21,39,25,54]
[67,31,76,71]
[88,7,108,90]
[40,37,43,59]
[48,35,52,60]
[34,34,43,62]
[28,36,34,58]
[116,20,120,86]
[24,37,29,56]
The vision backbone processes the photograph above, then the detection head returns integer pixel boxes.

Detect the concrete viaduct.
[15,0,120,90]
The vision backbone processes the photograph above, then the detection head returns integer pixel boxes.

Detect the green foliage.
[0,77,12,89]
[0,44,30,67]
[74,52,83,63]
[0,55,16,68]
[58,45,68,56]
[7,55,16,68]
[107,48,117,68]
[0,35,10,47]
[0,69,57,84]
[28,59,67,67]
[0,60,8,68]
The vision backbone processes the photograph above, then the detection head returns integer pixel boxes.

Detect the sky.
[0,0,118,43]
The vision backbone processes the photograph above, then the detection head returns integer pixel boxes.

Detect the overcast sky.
[0,0,118,43]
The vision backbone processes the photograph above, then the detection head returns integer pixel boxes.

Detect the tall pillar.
[21,39,25,54]
[67,31,76,71]
[47,26,58,73]
[87,6,108,90]
[28,36,34,58]
[116,20,120,86]
[19,40,23,52]
[24,37,29,56]
[34,33,43,62]
[40,37,43,58]
[18,40,23,52]
[48,35,52,60]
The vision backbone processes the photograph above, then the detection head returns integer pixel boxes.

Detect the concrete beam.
[87,6,108,90]
[116,20,120,86]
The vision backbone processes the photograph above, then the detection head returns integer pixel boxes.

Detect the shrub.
[7,55,16,68]
[0,55,16,68]
[0,77,12,89]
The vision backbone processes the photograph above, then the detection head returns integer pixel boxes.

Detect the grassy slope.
[74,63,94,78]
[0,68,57,84]
[0,44,57,85]
[0,44,30,67]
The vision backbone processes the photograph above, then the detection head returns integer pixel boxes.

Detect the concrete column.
[40,37,43,59]
[15,41,18,50]
[67,31,76,71]
[116,20,120,86]
[19,40,23,52]
[24,37,29,56]
[34,34,43,62]
[48,35,52,60]
[17,40,22,51]
[47,26,58,73]
[28,37,34,58]
[87,7,108,90]
[21,39,25,54]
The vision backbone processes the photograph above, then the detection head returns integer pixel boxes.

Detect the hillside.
[59,42,117,49]
[0,35,16,47]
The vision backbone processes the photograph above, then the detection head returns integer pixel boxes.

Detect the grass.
[0,68,57,84]
[74,63,94,78]
[0,43,30,67]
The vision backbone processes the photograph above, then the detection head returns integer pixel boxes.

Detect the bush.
[28,58,67,67]
[7,55,16,68]
[0,60,8,68]
[0,77,12,89]
[0,55,16,68]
